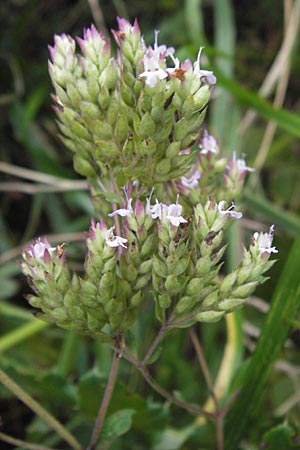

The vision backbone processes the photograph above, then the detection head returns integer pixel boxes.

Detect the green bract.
[21,18,277,341]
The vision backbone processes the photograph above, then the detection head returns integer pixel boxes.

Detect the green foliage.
[262,423,300,449]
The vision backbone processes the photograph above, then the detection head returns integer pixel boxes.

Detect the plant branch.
[0,431,60,450]
[139,364,214,419]
[142,320,171,365]
[86,344,122,450]
[122,347,214,420]
[0,368,82,450]
[189,328,219,412]
[189,328,225,450]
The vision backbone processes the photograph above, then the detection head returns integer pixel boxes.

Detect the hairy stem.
[86,346,121,450]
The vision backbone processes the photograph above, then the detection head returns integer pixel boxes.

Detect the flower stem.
[0,368,82,450]
[142,320,170,365]
[140,365,214,419]
[123,347,214,420]
[215,416,224,450]
[189,328,219,412]
[86,346,121,450]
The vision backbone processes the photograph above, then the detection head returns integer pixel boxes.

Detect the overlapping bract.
[20,18,278,339]
[49,18,214,185]
[21,195,277,337]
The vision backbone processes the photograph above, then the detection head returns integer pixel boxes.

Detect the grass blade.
[224,236,300,447]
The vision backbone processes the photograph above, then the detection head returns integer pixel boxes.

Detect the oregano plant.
[5,17,280,450]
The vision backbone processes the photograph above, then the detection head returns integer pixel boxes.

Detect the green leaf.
[262,423,299,449]
[78,370,106,418]
[37,372,77,410]
[101,408,135,442]
[153,424,197,450]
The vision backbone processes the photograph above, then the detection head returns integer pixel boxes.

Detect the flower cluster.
[176,130,255,203]
[21,187,277,336]
[20,18,278,340]
[48,18,216,185]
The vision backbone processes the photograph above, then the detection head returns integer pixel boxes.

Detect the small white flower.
[235,158,255,174]
[228,152,255,176]
[193,47,216,85]
[218,201,242,219]
[103,227,128,248]
[166,201,187,227]
[26,238,56,259]
[253,225,278,255]
[199,131,219,155]
[146,198,167,220]
[180,170,201,189]
[146,193,186,227]
[139,30,172,87]
[108,198,133,217]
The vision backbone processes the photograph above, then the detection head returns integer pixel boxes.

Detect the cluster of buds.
[49,18,216,186]
[21,192,278,337]
[20,18,278,340]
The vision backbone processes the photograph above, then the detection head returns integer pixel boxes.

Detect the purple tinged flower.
[227,152,255,179]
[48,34,75,66]
[139,30,174,87]
[77,24,110,56]
[112,17,140,46]
[253,225,278,256]
[133,198,144,219]
[180,170,201,189]
[24,237,56,260]
[146,198,168,220]
[193,47,216,85]
[103,226,128,248]
[181,59,193,71]
[218,201,243,219]
[146,193,187,227]
[199,131,219,155]
[116,16,140,34]
[88,218,106,239]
